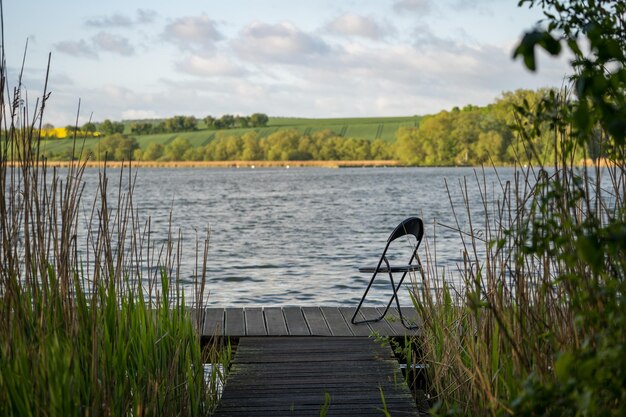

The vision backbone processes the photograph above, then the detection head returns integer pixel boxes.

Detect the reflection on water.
[77,166,516,306]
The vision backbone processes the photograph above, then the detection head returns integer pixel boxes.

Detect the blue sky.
[4,0,569,126]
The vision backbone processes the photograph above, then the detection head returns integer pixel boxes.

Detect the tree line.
[86,129,393,162]
[394,88,594,166]
[42,113,270,138]
[46,89,599,165]
[127,113,269,135]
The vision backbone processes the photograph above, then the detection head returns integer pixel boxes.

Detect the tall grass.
[0,20,226,417]
[413,87,626,415]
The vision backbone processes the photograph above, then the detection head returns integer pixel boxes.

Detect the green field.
[38,115,422,156]
[267,116,421,141]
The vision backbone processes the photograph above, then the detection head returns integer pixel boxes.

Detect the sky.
[4,0,570,126]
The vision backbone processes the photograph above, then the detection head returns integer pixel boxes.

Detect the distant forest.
[33,89,602,166]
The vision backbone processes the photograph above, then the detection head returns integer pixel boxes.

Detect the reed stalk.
[0,11,226,416]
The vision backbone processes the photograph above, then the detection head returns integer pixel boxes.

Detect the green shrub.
[415,1,626,415]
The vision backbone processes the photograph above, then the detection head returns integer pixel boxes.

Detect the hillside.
[266,116,421,142]
[37,115,422,159]
[32,89,574,166]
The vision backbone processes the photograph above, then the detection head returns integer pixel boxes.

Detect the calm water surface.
[80,167,514,306]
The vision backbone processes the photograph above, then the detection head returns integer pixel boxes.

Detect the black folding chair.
[351,217,424,329]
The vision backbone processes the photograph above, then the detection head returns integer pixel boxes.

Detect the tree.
[113,121,125,134]
[212,119,225,129]
[130,122,153,135]
[153,121,166,134]
[65,125,78,136]
[219,114,235,129]
[514,0,626,145]
[249,113,269,127]
[99,119,125,135]
[371,139,392,160]
[163,116,194,133]
[99,120,114,135]
[472,130,503,164]
[93,134,138,161]
[234,115,249,128]
[142,142,165,161]
[163,137,192,161]
[82,122,96,135]
[394,127,423,165]
[229,135,246,159]
[183,116,198,131]
[133,149,143,161]
[203,116,215,129]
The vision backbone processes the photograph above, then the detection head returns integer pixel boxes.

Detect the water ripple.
[77,167,518,306]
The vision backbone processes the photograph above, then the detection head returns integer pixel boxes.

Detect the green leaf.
[513,31,541,71]
[555,352,574,382]
[513,30,562,71]
[540,32,562,56]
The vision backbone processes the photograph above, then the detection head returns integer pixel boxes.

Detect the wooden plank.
[264,307,288,336]
[283,307,310,336]
[357,307,396,336]
[203,308,224,336]
[214,337,419,416]
[225,308,246,337]
[203,306,420,337]
[319,307,353,336]
[301,307,332,336]
[377,307,422,336]
[244,307,267,336]
[376,307,407,335]
[339,307,372,337]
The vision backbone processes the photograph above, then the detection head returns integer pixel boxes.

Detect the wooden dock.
[197,306,421,338]
[199,306,424,415]
[214,337,421,416]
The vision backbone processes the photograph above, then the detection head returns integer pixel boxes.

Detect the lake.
[79,166,516,306]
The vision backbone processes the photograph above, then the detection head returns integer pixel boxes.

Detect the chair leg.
[351,271,382,325]
[353,270,419,329]
[388,272,419,330]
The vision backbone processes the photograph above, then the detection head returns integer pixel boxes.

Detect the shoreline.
[7,159,404,169]
[5,158,618,169]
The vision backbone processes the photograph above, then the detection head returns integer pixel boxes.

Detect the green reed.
[0,17,226,417]
[412,86,626,416]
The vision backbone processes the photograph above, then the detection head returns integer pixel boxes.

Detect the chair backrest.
[387,217,424,243]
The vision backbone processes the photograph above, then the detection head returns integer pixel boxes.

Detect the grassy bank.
[0,28,227,417]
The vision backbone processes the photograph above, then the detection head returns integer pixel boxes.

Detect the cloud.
[136,9,157,24]
[55,39,98,59]
[85,9,157,28]
[393,0,433,14]
[411,24,466,52]
[92,32,135,56]
[86,13,134,28]
[49,73,74,87]
[175,54,248,78]
[324,15,394,40]
[223,28,567,117]
[121,109,159,120]
[233,22,330,64]
[46,7,571,125]
[452,0,497,13]
[162,15,223,52]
